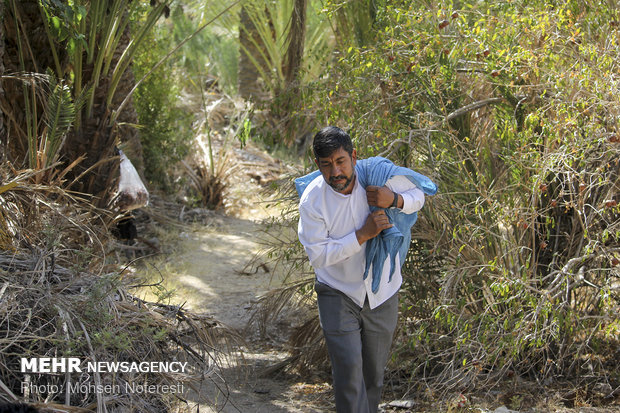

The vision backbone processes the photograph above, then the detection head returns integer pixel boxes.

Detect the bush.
[292,0,620,395]
[133,7,193,191]
[169,5,240,95]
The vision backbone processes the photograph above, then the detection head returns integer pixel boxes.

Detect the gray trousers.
[315,281,399,413]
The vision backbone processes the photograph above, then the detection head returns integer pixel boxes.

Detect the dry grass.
[245,131,620,409]
[0,165,239,411]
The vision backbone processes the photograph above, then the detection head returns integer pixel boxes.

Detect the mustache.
[329,175,348,182]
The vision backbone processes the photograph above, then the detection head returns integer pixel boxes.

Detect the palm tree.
[61,13,147,201]
[1,0,165,206]
[282,0,307,89]
[332,0,378,47]
[279,0,308,142]
[237,0,313,144]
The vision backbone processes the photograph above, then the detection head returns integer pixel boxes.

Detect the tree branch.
[445,97,504,122]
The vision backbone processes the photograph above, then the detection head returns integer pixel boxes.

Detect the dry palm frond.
[247,276,330,376]
[248,277,314,337]
[287,314,329,376]
[0,166,105,260]
[0,251,238,411]
[181,153,235,211]
[0,164,240,411]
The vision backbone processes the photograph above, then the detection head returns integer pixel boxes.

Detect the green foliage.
[321,0,382,47]
[238,0,333,147]
[132,8,192,190]
[169,3,240,94]
[23,73,79,173]
[82,274,121,326]
[39,0,168,119]
[43,75,75,162]
[92,329,132,352]
[292,0,620,392]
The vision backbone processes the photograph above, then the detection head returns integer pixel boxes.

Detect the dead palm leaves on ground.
[0,164,109,261]
[0,252,237,411]
[0,166,240,411]
[248,277,330,378]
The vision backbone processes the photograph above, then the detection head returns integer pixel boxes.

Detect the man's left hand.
[366,185,395,209]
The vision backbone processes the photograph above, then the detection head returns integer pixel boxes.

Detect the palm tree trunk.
[62,13,144,205]
[237,4,269,102]
[333,0,377,47]
[282,0,307,88]
[279,0,310,145]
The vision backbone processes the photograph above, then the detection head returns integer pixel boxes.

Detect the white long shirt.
[298,173,425,309]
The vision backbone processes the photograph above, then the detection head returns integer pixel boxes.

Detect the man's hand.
[366,185,400,209]
[356,210,393,245]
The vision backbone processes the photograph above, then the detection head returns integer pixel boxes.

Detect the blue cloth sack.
[295,156,437,293]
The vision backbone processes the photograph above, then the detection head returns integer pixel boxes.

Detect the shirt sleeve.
[298,202,363,270]
[385,175,425,214]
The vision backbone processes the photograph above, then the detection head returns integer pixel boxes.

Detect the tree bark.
[279,0,310,146]
[0,0,51,163]
[237,4,270,102]
[282,0,307,87]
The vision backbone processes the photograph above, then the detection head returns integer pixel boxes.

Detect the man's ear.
[351,149,357,165]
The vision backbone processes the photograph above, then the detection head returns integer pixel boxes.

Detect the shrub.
[133,6,193,191]
[289,0,620,394]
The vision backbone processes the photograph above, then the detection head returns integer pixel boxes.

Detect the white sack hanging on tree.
[113,149,149,211]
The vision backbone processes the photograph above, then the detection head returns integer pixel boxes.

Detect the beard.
[328,172,355,192]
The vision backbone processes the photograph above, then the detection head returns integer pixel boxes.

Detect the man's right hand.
[356,210,393,245]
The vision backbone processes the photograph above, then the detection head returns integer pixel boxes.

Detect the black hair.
[312,126,354,160]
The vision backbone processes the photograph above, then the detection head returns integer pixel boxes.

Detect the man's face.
[315,147,357,194]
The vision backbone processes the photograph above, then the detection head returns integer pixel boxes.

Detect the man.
[297,126,432,413]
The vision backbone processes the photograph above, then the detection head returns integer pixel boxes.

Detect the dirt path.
[166,215,272,329]
[134,206,332,413]
[128,132,334,412]
[166,214,332,413]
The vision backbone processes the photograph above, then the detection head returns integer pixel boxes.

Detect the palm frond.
[43,75,75,167]
[239,0,332,94]
[248,277,314,337]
